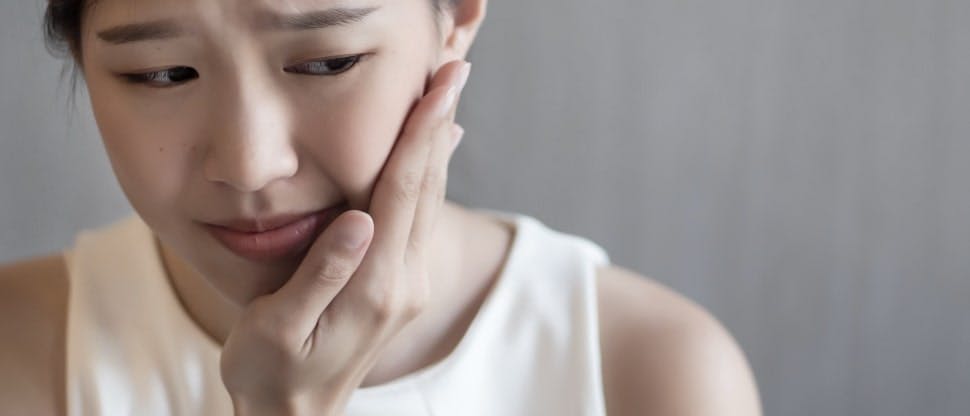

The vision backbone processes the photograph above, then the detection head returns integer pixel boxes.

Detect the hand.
[220,59,471,416]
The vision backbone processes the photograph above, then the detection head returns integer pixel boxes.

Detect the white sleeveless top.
[64,210,612,415]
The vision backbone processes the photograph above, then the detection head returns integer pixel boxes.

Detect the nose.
[202,81,298,193]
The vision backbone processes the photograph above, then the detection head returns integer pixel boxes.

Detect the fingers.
[365,60,470,264]
[445,63,470,121]
[257,60,469,346]
[268,210,374,337]
[407,62,469,264]
[407,109,467,265]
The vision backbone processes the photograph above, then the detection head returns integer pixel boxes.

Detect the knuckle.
[406,240,425,258]
[404,248,426,268]
[362,277,428,323]
[392,170,423,204]
[403,291,428,320]
[247,308,300,347]
[364,285,406,324]
[314,257,356,282]
[407,276,430,318]
[433,174,447,202]
[422,168,444,195]
[364,290,394,322]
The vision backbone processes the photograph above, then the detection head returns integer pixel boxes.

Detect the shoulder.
[0,253,69,415]
[596,265,762,416]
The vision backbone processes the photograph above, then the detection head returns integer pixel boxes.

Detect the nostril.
[202,144,299,192]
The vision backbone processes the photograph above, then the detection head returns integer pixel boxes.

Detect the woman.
[0,0,761,414]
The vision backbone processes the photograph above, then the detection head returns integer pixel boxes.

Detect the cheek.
[295,53,428,198]
[87,78,193,222]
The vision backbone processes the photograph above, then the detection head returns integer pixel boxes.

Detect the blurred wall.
[2,0,969,415]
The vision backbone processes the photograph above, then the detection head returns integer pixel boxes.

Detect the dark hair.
[44,0,459,70]
[44,0,83,63]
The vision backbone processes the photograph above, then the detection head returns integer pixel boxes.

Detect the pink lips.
[205,205,346,262]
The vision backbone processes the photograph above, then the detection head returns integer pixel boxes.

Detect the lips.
[204,204,347,262]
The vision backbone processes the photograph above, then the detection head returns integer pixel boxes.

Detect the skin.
[80,0,463,309]
[0,0,762,414]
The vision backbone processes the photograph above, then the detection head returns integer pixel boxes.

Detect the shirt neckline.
[351,209,531,397]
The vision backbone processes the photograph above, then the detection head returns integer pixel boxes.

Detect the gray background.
[2,0,968,415]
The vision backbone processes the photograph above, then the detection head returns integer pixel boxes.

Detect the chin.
[208,251,304,304]
[167,228,299,305]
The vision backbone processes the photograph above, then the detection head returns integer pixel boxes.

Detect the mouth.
[204,203,348,262]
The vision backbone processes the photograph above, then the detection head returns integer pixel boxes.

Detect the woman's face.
[80,0,451,302]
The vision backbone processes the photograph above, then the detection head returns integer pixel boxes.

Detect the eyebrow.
[96,6,380,45]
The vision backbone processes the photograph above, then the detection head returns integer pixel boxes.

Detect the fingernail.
[457,62,471,91]
[437,86,456,118]
[336,222,369,250]
[450,124,465,152]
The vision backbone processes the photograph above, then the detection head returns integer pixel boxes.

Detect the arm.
[598,266,762,416]
[0,254,70,416]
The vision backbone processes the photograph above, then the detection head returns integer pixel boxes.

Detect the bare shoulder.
[596,265,762,416]
[0,254,69,415]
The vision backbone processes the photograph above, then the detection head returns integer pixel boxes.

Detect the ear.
[435,0,488,63]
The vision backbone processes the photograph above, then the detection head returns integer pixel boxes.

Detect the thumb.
[270,210,374,336]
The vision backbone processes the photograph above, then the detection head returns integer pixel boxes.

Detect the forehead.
[82,0,424,36]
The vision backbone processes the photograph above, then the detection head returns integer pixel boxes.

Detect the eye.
[284,54,364,76]
[121,66,199,88]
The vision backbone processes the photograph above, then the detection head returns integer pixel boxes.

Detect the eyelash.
[120,54,366,88]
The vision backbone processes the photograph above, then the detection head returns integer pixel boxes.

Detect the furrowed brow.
[255,6,380,31]
[96,19,185,44]
[95,6,380,45]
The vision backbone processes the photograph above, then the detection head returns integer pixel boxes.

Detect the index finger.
[364,60,469,264]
